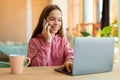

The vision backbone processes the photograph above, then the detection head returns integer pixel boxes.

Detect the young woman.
[28,4,73,72]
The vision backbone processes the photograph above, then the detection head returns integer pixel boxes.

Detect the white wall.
[117,0,120,63]
[51,0,68,34]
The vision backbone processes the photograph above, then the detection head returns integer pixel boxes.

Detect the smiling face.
[46,9,62,36]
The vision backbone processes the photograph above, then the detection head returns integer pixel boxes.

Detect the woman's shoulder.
[32,34,44,39]
[29,34,45,43]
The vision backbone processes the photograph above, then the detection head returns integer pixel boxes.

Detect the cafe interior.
[0,0,120,79]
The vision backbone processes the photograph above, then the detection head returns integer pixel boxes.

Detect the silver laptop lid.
[73,37,115,75]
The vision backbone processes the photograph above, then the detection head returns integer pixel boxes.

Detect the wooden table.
[0,64,120,80]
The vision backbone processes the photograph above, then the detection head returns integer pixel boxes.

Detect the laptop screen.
[73,37,114,75]
[55,37,115,76]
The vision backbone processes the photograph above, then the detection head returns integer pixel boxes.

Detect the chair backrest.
[0,61,10,68]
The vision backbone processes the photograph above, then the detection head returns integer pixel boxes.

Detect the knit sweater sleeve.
[64,39,74,62]
[28,38,51,66]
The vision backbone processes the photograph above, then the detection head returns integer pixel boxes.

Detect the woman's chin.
[50,30,59,34]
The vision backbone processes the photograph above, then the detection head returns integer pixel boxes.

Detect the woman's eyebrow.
[48,17,62,19]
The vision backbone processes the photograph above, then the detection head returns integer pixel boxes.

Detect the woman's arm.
[28,38,51,66]
[63,39,74,72]
[64,39,73,62]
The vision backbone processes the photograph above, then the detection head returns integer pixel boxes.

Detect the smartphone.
[43,18,49,29]
[43,18,46,23]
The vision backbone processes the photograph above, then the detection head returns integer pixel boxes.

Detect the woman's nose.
[54,20,59,25]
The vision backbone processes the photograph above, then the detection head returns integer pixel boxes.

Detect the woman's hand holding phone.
[42,19,52,43]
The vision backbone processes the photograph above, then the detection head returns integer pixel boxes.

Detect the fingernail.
[48,26,50,29]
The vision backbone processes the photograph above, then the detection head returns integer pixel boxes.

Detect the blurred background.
[0,0,120,65]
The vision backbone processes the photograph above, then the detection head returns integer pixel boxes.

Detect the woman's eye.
[58,19,62,22]
[49,18,55,21]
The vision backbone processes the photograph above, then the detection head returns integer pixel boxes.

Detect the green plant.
[96,26,118,37]
[80,31,91,37]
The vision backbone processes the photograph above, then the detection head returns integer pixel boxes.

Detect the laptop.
[55,37,115,76]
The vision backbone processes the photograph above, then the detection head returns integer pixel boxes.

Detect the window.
[68,0,83,38]
[68,0,101,37]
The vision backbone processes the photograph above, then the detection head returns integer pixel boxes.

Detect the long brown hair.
[31,4,64,38]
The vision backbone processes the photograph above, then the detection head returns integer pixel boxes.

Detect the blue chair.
[0,61,10,68]
[0,44,28,68]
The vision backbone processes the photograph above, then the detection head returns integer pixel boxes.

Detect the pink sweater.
[28,34,73,66]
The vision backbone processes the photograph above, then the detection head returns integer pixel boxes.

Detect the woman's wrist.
[64,61,73,72]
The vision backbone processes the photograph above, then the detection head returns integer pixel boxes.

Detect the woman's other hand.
[62,61,73,72]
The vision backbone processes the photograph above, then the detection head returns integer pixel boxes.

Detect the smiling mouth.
[50,27,59,31]
[51,28,58,31]
[51,27,59,29]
